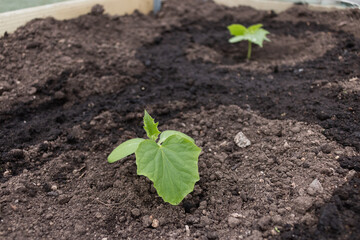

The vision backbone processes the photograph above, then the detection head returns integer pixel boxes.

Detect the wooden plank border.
[0,0,153,35]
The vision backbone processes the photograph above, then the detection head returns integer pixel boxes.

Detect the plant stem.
[247,41,252,60]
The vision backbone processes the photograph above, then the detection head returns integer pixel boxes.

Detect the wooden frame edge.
[0,0,154,35]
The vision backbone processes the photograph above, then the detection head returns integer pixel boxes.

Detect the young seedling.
[227,23,270,60]
[108,110,201,205]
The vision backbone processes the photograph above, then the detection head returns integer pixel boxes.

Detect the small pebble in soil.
[142,215,153,227]
[185,225,190,237]
[307,178,323,196]
[8,149,25,159]
[47,191,59,197]
[234,131,251,148]
[293,196,313,214]
[151,218,160,228]
[320,144,332,154]
[58,195,72,205]
[91,4,104,16]
[131,208,141,218]
[54,91,65,100]
[228,216,241,228]
[290,126,301,134]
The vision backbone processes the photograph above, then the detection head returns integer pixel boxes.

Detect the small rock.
[91,4,104,15]
[51,185,58,191]
[131,208,141,217]
[27,87,37,95]
[234,131,251,148]
[290,126,301,133]
[317,111,330,121]
[95,212,102,219]
[228,216,241,228]
[54,91,65,100]
[8,149,25,159]
[257,216,271,230]
[142,215,152,227]
[151,218,160,228]
[58,195,72,205]
[200,216,211,226]
[26,42,41,49]
[46,191,59,197]
[320,144,332,154]
[185,225,190,237]
[345,170,356,180]
[307,179,323,196]
[293,196,313,213]
[45,213,53,220]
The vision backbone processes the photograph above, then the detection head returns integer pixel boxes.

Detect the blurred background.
[0,0,358,13]
[0,0,70,13]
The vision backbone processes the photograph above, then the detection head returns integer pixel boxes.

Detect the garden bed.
[0,0,359,239]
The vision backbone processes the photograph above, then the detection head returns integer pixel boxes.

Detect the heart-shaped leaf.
[135,135,201,205]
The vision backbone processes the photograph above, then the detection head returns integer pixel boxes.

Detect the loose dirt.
[0,0,359,239]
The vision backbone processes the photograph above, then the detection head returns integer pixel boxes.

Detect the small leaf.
[229,35,246,43]
[248,23,263,32]
[228,24,246,36]
[228,23,270,47]
[143,110,161,141]
[108,138,145,163]
[135,135,201,205]
[248,28,270,47]
[158,130,195,144]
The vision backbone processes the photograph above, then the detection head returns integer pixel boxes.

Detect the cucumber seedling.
[228,23,270,60]
[108,110,201,205]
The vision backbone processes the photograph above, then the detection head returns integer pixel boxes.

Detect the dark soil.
[0,0,359,239]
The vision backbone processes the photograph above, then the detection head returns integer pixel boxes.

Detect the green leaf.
[229,35,247,43]
[228,23,270,47]
[246,28,270,47]
[228,24,246,36]
[108,138,145,163]
[248,23,263,32]
[158,130,195,144]
[143,110,161,141]
[135,135,201,205]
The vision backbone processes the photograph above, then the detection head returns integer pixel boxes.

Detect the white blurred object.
[338,0,360,7]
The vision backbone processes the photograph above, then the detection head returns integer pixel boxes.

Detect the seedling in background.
[108,110,201,205]
[228,23,270,60]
